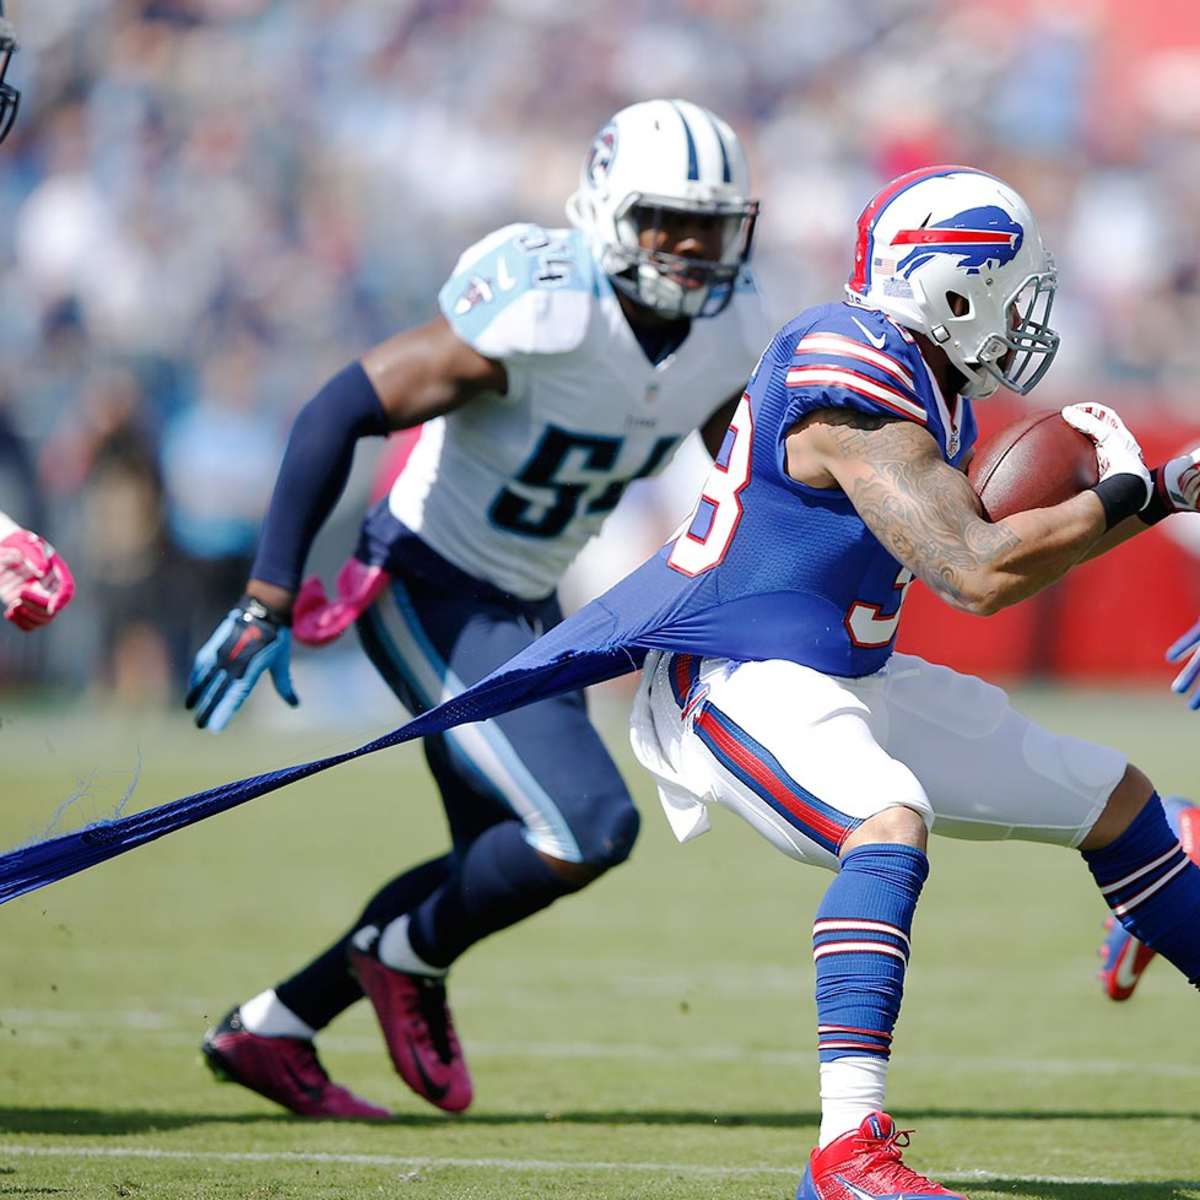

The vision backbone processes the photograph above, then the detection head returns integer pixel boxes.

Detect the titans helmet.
[846,166,1059,399]
[566,99,758,320]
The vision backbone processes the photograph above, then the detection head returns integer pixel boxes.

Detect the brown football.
[967,410,1098,521]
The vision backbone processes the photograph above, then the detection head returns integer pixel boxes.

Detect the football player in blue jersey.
[459,165,1200,1196]
[0,5,76,634]
[189,100,770,1118]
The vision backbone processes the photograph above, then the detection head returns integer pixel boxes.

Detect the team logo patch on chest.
[453,275,494,315]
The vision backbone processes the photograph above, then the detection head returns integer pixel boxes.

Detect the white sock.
[376,914,447,978]
[238,989,316,1040]
[818,1056,889,1148]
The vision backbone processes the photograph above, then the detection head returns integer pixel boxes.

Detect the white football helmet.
[845,166,1058,399]
[566,99,758,320]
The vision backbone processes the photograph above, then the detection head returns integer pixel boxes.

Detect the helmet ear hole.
[946,290,970,318]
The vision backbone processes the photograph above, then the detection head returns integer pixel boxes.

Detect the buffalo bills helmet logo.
[585,123,618,188]
[892,205,1024,278]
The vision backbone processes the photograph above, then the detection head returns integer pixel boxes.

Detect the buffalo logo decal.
[891,205,1023,278]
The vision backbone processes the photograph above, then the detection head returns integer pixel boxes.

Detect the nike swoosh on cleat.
[850,316,889,350]
[406,1035,449,1103]
[281,1059,324,1103]
[1112,937,1144,994]
[833,1176,913,1200]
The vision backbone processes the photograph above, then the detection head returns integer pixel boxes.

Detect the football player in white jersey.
[189,99,770,1118]
[0,5,76,633]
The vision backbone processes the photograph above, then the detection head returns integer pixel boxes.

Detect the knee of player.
[841,803,930,857]
[580,793,642,871]
[1081,762,1158,852]
[539,799,639,887]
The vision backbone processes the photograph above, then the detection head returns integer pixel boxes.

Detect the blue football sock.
[409,821,574,970]
[275,855,452,1030]
[813,843,929,1062]
[1084,792,1200,986]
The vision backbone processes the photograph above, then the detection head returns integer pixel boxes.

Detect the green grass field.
[0,687,1197,1199]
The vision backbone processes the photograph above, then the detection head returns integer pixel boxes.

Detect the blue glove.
[186,597,299,732]
[1166,616,1200,710]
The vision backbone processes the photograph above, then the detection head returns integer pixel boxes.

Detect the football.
[967,410,1098,521]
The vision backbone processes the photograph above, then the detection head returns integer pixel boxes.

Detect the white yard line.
[0,1143,1143,1185]
[0,1007,1195,1078]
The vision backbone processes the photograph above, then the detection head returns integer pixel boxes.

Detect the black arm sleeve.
[250,362,389,591]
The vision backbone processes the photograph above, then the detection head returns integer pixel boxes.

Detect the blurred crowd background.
[3,0,1200,709]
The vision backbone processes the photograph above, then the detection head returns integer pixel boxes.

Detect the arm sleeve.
[250,362,389,591]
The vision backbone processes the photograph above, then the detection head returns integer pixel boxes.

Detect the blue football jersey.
[558,301,977,678]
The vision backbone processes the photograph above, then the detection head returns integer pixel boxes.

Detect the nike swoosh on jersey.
[850,315,889,350]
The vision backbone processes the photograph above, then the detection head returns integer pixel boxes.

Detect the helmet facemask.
[934,267,1059,399]
[0,15,18,146]
[605,193,758,320]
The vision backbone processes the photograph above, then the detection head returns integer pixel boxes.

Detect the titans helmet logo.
[585,123,618,188]
[892,206,1024,278]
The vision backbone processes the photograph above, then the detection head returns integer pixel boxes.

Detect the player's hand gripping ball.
[967,410,1099,521]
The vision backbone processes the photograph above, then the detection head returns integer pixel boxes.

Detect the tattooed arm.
[785,410,1109,616]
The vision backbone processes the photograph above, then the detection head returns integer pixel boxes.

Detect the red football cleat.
[202,1008,390,1120]
[798,1112,966,1199]
[349,946,473,1113]
[1097,915,1158,1002]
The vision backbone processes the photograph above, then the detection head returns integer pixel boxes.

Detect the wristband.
[1092,474,1148,530]
[1137,467,1174,526]
[240,594,292,628]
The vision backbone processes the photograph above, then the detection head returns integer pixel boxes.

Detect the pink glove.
[0,530,76,631]
[293,557,389,646]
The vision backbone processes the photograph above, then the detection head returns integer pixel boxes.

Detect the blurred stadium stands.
[2,0,1200,703]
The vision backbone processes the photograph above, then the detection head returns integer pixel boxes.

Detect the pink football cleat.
[349,945,473,1113]
[798,1112,966,1199]
[202,1008,390,1120]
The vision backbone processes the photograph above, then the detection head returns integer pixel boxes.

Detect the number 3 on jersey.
[669,394,753,576]
[845,566,914,649]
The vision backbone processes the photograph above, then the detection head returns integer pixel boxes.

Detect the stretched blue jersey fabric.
[0,302,975,905]
[548,300,977,678]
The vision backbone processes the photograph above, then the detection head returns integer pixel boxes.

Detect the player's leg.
[878,655,1200,997]
[1096,794,1200,1000]
[633,653,963,1199]
[1079,772,1200,993]
[342,573,637,1110]
[203,606,463,1118]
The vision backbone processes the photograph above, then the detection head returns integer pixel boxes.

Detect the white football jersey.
[389,223,769,598]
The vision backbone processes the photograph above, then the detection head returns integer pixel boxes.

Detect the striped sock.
[1084,792,1200,986]
[813,842,928,1146]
